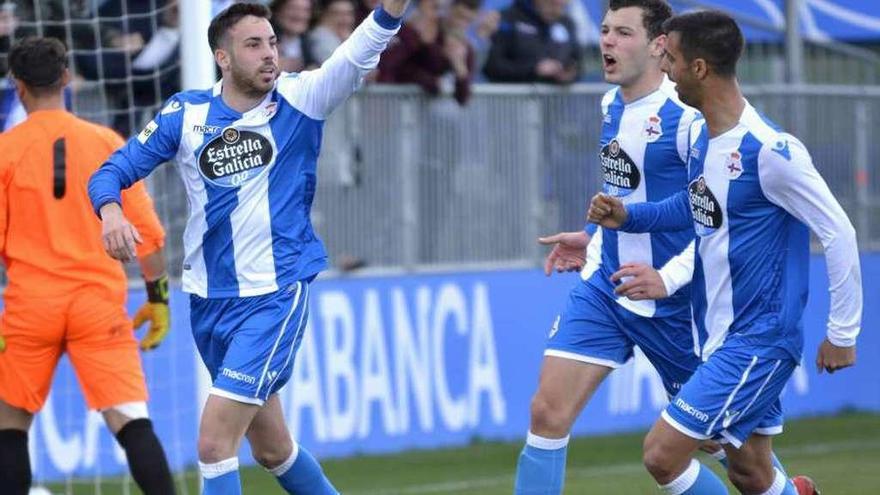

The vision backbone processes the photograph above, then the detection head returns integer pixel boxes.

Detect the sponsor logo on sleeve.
[600,139,641,197]
[771,139,791,160]
[137,120,159,144]
[197,127,275,187]
[688,176,723,236]
[160,100,182,115]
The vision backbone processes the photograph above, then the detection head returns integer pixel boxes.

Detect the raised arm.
[279,2,410,120]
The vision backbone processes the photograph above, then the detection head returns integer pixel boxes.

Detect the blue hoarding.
[23,254,880,481]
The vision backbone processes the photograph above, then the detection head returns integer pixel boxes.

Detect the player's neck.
[220,83,268,114]
[23,95,65,114]
[700,78,746,138]
[619,71,664,103]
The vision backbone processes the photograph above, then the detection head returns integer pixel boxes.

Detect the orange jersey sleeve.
[0,110,160,298]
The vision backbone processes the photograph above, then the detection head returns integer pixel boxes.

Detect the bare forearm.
[382,0,410,19]
[138,248,167,281]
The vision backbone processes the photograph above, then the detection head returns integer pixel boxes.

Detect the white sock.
[267,440,300,476]
[199,457,239,479]
[760,468,788,495]
[659,458,700,495]
[525,431,570,450]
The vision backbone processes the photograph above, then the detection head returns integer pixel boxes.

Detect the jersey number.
[53,137,65,199]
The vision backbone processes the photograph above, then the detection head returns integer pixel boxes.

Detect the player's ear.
[649,34,666,58]
[214,48,230,72]
[692,57,709,80]
[60,68,72,87]
[12,77,27,102]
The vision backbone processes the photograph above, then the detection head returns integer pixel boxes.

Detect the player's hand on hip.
[538,231,590,276]
[587,193,627,229]
[816,339,856,374]
[100,202,142,262]
[611,263,668,300]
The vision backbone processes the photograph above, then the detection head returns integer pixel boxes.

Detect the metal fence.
[144,84,880,278]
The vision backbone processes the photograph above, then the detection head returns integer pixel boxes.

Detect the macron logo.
[221,368,256,385]
[674,397,709,422]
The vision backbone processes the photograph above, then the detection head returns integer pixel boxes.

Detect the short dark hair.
[452,0,482,11]
[9,37,68,95]
[662,10,744,77]
[208,2,273,51]
[608,0,672,40]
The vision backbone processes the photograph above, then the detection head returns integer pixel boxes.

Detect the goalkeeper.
[0,37,175,495]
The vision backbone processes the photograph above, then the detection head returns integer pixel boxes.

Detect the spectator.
[271,0,318,72]
[483,0,581,83]
[309,0,356,64]
[73,0,180,136]
[377,0,479,105]
[355,0,381,23]
[467,8,499,80]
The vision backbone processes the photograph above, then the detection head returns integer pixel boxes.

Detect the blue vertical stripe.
[689,126,710,347]
[598,91,625,274]
[199,99,243,297]
[645,99,691,316]
[266,99,325,285]
[727,128,808,357]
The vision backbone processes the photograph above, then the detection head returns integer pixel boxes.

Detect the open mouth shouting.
[602,53,618,73]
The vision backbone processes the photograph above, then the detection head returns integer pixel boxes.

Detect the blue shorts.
[662,345,797,448]
[190,280,310,406]
[546,280,699,396]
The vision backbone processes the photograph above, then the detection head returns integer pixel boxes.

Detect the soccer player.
[514,2,702,492]
[0,38,174,495]
[519,1,816,493]
[589,10,860,495]
[88,1,411,494]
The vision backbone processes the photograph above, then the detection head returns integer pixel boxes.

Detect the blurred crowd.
[0,0,590,135]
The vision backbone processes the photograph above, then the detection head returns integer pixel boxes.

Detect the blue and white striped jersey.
[582,77,699,319]
[90,12,400,298]
[624,101,862,361]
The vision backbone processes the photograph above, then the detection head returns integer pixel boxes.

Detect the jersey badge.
[724,151,743,179]
[642,115,663,143]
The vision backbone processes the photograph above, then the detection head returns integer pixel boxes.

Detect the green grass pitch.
[46,412,879,494]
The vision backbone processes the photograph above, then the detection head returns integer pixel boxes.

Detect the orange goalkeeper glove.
[133,274,170,351]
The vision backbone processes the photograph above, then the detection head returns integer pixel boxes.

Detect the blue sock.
[200,458,241,495]
[513,432,569,494]
[659,459,727,494]
[710,449,786,476]
[270,442,338,495]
